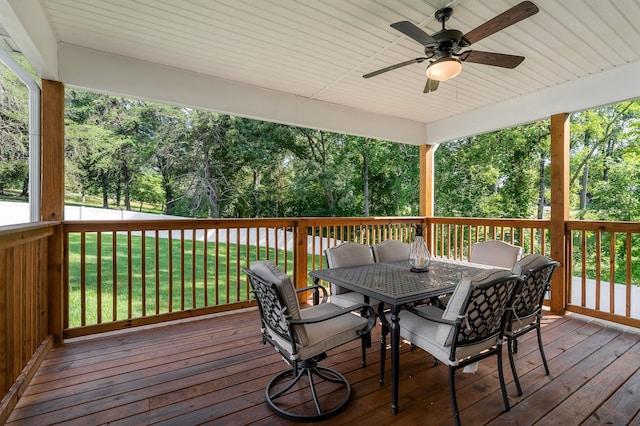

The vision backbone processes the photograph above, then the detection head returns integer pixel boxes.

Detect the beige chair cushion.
[296,303,369,360]
[329,291,378,309]
[511,253,552,276]
[325,242,373,268]
[325,242,373,295]
[470,240,523,269]
[249,261,309,346]
[372,239,410,263]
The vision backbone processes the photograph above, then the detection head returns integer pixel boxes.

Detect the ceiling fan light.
[426,57,462,81]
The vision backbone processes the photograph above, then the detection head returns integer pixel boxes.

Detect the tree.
[171,111,240,218]
[434,122,548,219]
[570,101,640,219]
[65,124,125,207]
[226,117,296,217]
[130,170,164,211]
[0,59,29,196]
[285,128,348,216]
[341,136,420,216]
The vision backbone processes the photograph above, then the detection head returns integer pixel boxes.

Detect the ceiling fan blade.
[423,78,439,93]
[363,58,427,78]
[462,1,539,45]
[460,50,525,68]
[391,21,438,46]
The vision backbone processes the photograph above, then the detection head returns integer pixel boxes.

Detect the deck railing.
[61,217,424,337]
[427,217,551,259]
[0,222,56,419]
[61,216,559,337]
[5,216,638,341]
[566,220,640,327]
[3,215,640,413]
[62,219,300,337]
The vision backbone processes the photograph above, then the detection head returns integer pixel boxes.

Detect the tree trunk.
[203,146,220,218]
[580,163,589,209]
[163,180,174,215]
[324,185,335,215]
[115,180,121,209]
[20,177,28,197]
[123,162,131,211]
[537,152,545,219]
[252,169,260,218]
[101,174,109,208]
[363,149,369,217]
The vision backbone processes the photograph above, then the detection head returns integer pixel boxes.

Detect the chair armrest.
[295,284,328,304]
[291,303,376,335]
[402,305,457,326]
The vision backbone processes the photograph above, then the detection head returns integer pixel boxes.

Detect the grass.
[67,232,294,328]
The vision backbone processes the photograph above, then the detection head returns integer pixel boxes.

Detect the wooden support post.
[419,144,434,217]
[420,144,435,249]
[550,113,569,314]
[294,219,309,297]
[41,79,65,344]
[41,80,65,222]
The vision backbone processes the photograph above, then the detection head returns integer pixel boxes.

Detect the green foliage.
[570,100,640,220]
[130,170,165,211]
[3,59,640,223]
[434,123,548,219]
[0,59,29,195]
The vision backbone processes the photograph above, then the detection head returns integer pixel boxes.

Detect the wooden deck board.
[6,308,640,425]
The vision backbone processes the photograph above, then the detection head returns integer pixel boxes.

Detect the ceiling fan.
[363,1,539,93]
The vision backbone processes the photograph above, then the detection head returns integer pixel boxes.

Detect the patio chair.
[469,240,523,269]
[435,240,522,312]
[380,269,521,426]
[324,242,377,308]
[507,254,560,395]
[371,239,410,263]
[245,260,375,421]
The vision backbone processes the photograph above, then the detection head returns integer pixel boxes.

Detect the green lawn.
[67,232,294,327]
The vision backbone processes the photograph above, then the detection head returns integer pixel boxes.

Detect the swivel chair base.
[266,358,351,421]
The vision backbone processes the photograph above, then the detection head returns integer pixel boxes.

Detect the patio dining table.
[309,258,497,415]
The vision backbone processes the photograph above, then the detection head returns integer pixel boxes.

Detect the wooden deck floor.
[7,308,640,425]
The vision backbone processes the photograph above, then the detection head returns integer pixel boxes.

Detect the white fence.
[0,201,184,225]
[0,201,330,255]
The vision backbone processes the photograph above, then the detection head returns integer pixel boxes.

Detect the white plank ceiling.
[2,0,640,144]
